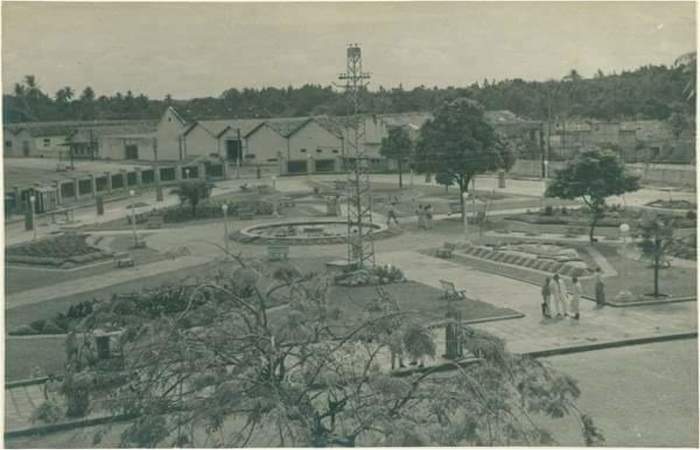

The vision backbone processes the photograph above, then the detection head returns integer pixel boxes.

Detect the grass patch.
[326,281,521,333]
[5,336,66,381]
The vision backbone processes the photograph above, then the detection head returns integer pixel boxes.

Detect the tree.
[56,256,602,447]
[55,86,74,104]
[379,126,413,188]
[638,215,675,297]
[415,98,499,224]
[172,180,213,217]
[546,149,640,243]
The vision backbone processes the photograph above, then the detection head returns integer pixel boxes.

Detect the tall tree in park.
[379,126,413,188]
[414,98,500,223]
[53,257,603,447]
[546,150,640,243]
[172,180,213,217]
[638,215,675,297]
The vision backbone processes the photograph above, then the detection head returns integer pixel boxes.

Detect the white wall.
[32,135,69,158]
[184,125,218,159]
[246,124,287,163]
[155,108,187,161]
[288,120,342,160]
[99,136,156,160]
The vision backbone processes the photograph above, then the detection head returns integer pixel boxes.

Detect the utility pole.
[337,44,375,268]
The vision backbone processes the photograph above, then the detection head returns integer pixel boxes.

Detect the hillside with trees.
[3,55,695,124]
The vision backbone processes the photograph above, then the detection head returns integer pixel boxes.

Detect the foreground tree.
[546,149,640,242]
[415,98,502,224]
[379,126,413,188]
[638,215,675,297]
[172,180,213,217]
[55,255,603,447]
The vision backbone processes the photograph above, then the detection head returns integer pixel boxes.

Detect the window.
[5,141,12,148]
[316,148,323,153]
[267,158,278,162]
[43,138,50,147]
[300,148,307,153]
[332,149,339,154]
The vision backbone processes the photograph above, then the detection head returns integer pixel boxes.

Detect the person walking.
[425,204,433,230]
[387,202,399,226]
[388,329,405,370]
[416,204,425,230]
[550,274,564,318]
[594,268,606,308]
[541,277,552,318]
[556,275,569,318]
[570,276,582,320]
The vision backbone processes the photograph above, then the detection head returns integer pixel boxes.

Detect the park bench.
[436,242,456,259]
[278,197,295,208]
[115,256,135,268]
[439,279,466,301]
[146,215,164,229]
[267,245,290,261]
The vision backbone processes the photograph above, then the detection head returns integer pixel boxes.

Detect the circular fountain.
[232,220,397,245]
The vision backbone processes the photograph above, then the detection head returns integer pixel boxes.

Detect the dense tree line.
[3,55,694,124]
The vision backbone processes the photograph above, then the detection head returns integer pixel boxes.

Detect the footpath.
[376,250,696,356]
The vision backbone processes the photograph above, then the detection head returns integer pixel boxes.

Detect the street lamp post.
[221,204,230,256]
[184,168,190,181]
[129,190,138,248]
[29,195,37,240]
[462,191,469,240]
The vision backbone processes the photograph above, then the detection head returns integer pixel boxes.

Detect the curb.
[433,250,696,307]
[427,312,525,330]
[4,413,137,439]
[523,331,698,358]
[605,296,697,307]
[390,355,482,378]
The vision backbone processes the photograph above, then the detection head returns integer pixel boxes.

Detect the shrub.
[30,319,47,333]
[543,205,554,216]
[686,210,696,220]
[9,324,41,336]
[42,320,67,334]
[31,400,63,424]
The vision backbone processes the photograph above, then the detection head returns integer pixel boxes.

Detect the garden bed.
[5,233,113,269]
[646,199,696,210]
[504,206,696,229]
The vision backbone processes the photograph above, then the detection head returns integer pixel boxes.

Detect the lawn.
[6,261,222,329]
[5,335,67,381]
[325,280,521,333]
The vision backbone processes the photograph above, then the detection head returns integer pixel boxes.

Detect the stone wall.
[509,159,696,188]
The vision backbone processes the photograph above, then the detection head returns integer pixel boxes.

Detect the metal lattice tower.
[338,44,375,268]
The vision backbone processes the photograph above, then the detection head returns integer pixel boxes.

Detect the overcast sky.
[2,2,696,99]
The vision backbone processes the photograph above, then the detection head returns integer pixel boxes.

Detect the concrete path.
[5,384,45,431]
[376,250,697,355]
[5,256,211,310]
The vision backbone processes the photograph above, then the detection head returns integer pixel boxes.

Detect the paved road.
[541,339,699,447]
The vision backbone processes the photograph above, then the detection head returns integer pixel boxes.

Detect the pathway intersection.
[4,174,697,434]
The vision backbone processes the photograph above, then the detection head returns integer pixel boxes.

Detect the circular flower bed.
[231,220,401,245]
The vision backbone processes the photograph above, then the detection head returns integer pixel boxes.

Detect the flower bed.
[162,199,274,223]
[5,233,112,268]
[335,264,407,287]
[646,199,696,210]
[505,206,696,229]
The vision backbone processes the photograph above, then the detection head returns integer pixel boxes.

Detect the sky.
[2,1,696,100]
